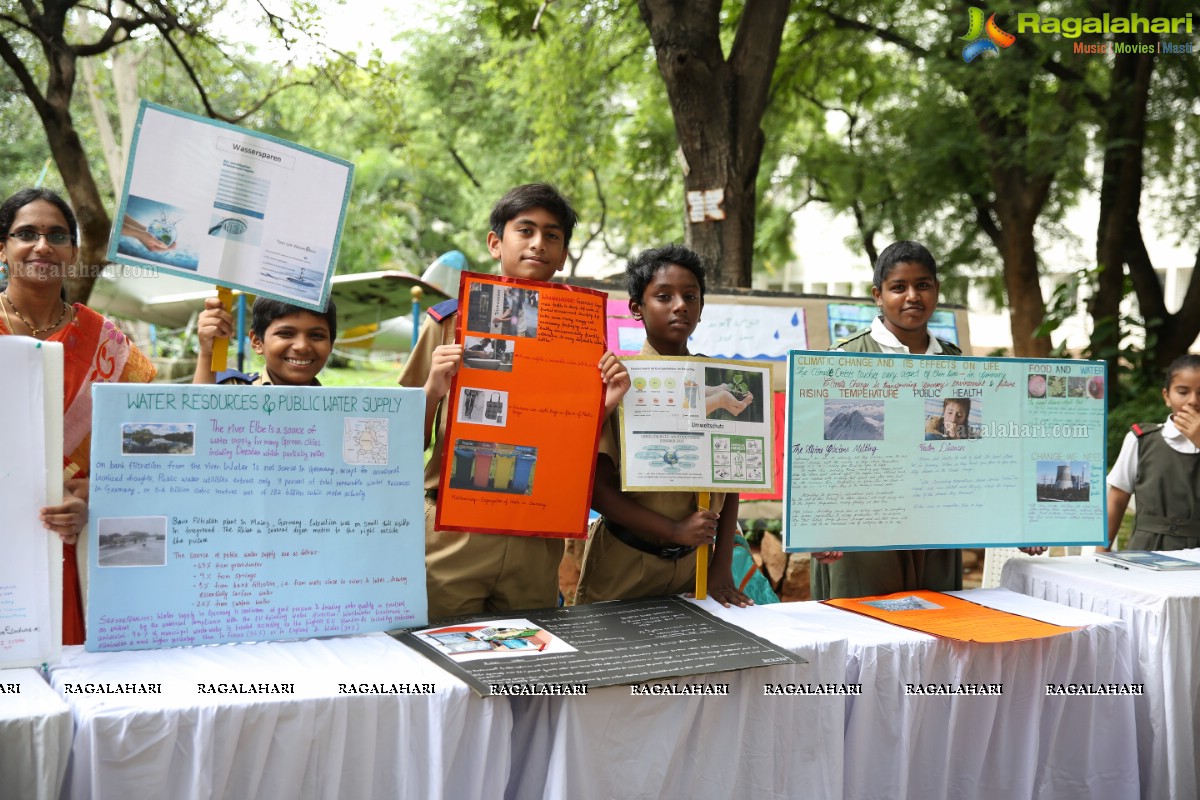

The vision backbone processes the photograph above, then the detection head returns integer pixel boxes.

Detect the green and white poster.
[619,356,774,493]
[784,352,1106,551]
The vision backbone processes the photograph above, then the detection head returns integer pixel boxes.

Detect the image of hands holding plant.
[704,368,764,422]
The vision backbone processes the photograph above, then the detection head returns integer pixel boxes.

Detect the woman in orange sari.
[0,188,156,644]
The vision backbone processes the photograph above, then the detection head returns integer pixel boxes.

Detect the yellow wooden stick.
[695,491,711,600]
[209,286,234,373]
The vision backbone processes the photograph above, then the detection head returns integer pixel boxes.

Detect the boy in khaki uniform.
[576,244,751,607]
[400,184,628,620]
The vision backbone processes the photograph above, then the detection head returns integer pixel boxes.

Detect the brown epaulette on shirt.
[1131,422,1163,438]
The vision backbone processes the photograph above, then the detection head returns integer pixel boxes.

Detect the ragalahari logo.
[961,8,1017,62]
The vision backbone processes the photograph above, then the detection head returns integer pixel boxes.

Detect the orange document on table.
[823,590,1081,642]
[434,271,607,537]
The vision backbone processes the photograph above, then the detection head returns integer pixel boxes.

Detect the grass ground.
[315,356,406,386]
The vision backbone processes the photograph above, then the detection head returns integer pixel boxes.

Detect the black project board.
[396,596,804,697]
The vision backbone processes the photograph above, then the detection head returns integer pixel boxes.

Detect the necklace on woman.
[2,290,69,338]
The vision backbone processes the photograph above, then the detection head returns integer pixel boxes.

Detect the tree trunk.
[637,0,790,287]
[974,118,1054,358]
[41,65,112,304]
[1092,1,1155,399]
[997,220,1051,357]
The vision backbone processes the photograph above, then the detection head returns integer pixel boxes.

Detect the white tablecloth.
[506,590,1137,800]
[49,633,511,800]
[768,589,1139,800]
[505,598,848,800]
[0,667,73,800]
[1003,550,1200,800]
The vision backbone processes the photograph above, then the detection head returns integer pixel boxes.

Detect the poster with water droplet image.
[107,101,353,312]
[618,357,775,493]
[783,351,1107,551]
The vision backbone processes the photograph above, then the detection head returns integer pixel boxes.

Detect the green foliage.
[130,428,155,445]
[4,0,1194,361]
[1106,381,1166,470]
[0,90,54,194]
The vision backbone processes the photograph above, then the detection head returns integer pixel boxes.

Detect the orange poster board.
[434,271,607,537]
[823,590,1081,643]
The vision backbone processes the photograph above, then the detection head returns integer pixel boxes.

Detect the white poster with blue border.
[107,101,353,311]
[784,352,1107,551]
[85,385,426,651]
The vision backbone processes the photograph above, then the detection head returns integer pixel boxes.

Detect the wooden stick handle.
[695,491,711,600]
[209,286,233,373]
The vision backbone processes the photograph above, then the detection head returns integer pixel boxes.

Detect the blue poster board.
[86,385,426,651]
[784,352,1107,551]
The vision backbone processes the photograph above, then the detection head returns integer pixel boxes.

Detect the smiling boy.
[401,183,628,620]
[193,296,336,386]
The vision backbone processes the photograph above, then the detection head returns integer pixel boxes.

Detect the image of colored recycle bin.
[449,440,537,495]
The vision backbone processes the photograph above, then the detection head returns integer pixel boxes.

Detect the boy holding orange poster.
[575,244,751,607]
[400,184,628,620]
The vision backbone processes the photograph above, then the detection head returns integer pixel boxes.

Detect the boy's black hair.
[873,240,938,289]
[489,183,578,248]
[251,296,338,341]
[625,244,707,304]
[0,187,79,244]
[1164,354,1200,390]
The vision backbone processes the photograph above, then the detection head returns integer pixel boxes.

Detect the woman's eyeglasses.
[7,230,74,247]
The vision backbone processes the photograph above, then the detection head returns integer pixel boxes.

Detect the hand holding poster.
[109,101,353,311]
[618,357,775,493]
[435,272,607,537]
[0,338,62,666]
[86,385,426,651]
[784,352,1106,551]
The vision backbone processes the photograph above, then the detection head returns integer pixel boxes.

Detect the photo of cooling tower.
[1035,460,1091,502]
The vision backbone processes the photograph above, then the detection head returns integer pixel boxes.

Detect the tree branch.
[815,6,930,59]
[156,26,309,123]
[1168,242,1200,334]
[0,12,44,41]
[1040,58,1106,110]
[1124,223,1165,322]
[568,166,608,277]
[728,0,790,126]
[0,33,49,116]
[74,16,148,57]
[444,141,482,189]
[253,0,292,46]
[531,0,554,33]
[970,193,1003,250]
